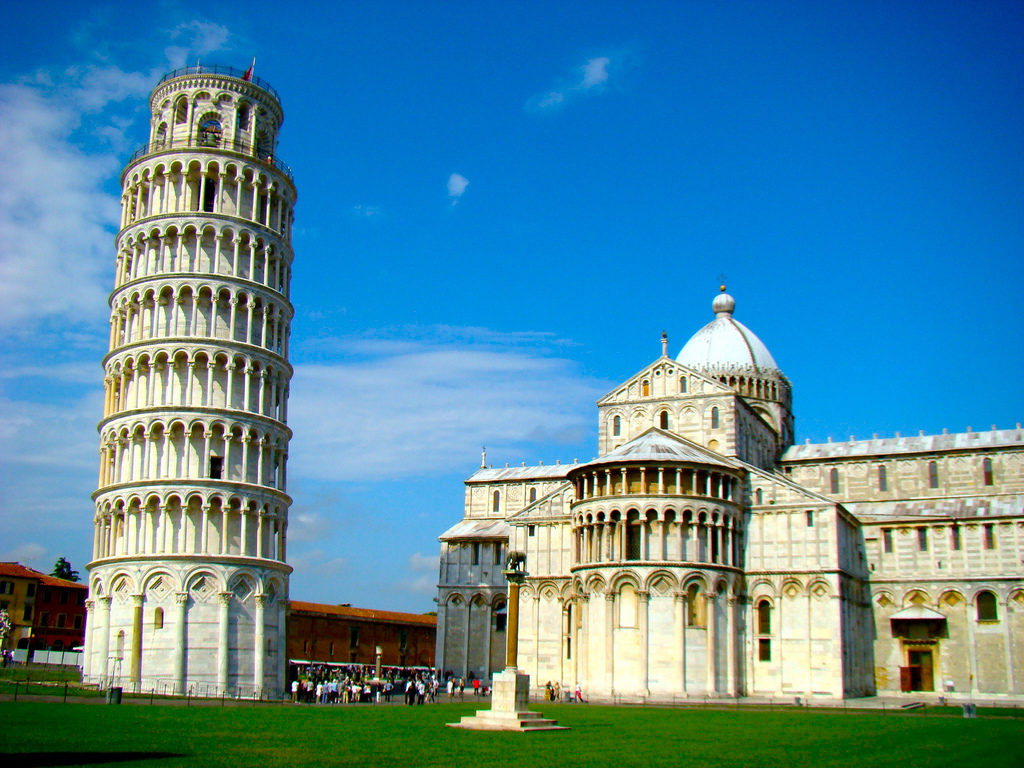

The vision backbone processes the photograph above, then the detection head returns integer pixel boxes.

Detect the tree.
[51,557,80,583]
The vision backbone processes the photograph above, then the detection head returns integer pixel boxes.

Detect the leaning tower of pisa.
[84,65,296,697]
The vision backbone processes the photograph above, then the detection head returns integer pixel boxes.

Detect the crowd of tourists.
[289,663,440,705]
[288,662,585,705]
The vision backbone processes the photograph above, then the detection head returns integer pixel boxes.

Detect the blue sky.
[1,1,1021,612]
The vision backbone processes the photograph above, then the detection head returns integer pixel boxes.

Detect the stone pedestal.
[449,670,567,731]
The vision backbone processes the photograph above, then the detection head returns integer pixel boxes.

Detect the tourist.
[290,679,299,703]
[446,677,454,698]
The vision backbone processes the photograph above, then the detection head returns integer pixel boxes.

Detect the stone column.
[483,601,493,679]
[504,572,526,670]
[726,594,737,695]
[173,592,187,694]
[605,592,615,695]
[82,600,95,679]
[675,591,687,695]
[130,594,144,689]
[217,592,232,694]
[706,591,717,694]
[254,594,266,695]
[96,597,112,685]
[639,590,650,696]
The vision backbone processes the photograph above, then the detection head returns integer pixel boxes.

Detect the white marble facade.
[84,66,296,697]
[437,289,1023,700]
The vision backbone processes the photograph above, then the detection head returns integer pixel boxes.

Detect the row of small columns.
[122,165,290,234]
[572,514,741,567]
[573,466,738,501]
[109,295,290,356]
[93,505,286,561]
[117,231,290,291]
[84,589,280,695]
[103,360,289,419]
[98,432,287,488]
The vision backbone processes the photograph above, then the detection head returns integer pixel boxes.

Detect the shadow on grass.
[2,751,186,766]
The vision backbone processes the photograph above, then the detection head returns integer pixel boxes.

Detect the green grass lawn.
[1,700,1021,768]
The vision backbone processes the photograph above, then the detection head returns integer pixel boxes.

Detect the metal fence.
[156,65,280,103]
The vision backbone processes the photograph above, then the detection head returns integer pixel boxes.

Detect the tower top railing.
[125,137,294,181]
[156,65,281,104]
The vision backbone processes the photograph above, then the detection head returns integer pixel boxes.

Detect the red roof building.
[287,600,436,669]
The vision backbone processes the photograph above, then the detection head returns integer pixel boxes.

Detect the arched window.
[878,465,887,492]
[612,415,621,437]
[641,380,650,396]
[756,599,771,635]
[155,123,168,148]
[153,607,164,630]
[982,458,994,486]
[928,461,939,489]
[174,97,187,124]
[686,583,704,627]
[976,591,998,622]
[529,487,537,503]
[237,103,250,131]
[755,488,763,505]
[679,376,687,393]
[492,490,500,512]
[625,516,641,560]
[199,118,222,147]
[710,407,719,429]
[830,468,840,494]
[659,411,669,429]
[202,177,217,212]
[618,584,638,627]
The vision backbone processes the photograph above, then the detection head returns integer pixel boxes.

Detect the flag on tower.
[242,58,255,81]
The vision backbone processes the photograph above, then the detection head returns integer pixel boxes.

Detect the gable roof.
[467,463,573,483]
[596,356,731,406]
[573,427,737,471]
[438,518,511,541]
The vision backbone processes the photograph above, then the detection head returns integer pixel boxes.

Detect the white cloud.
[0,543,47,568]
[447,173,469,203]
[395,552,440,596]
[287,328,607,482]
[527,55,615,112]
[287,548,348,577]
[351,204,383,218]
[0,83,119,331]
[0,19,236,335]
[165,21,232,69]
[408,552,437,572]
[581,57,610,88]
[287,512,334,544]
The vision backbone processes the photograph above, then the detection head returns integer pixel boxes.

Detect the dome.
[677,287,778,371]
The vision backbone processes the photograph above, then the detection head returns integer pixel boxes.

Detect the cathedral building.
[83,65,296,696]
[436,288,1023,699]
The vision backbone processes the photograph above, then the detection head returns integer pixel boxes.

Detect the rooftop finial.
[480,446,486,469]
[712,283,735,317]
[661,331,668,357]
